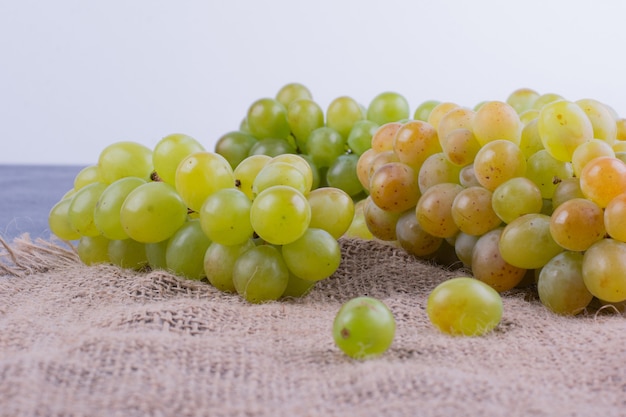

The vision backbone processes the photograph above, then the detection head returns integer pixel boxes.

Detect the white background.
[2,0,626,166]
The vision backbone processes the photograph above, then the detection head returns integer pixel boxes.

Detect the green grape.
[269,154,315,192]
[471,227,527,292]
[366,91,410,125]
[355,148,378,191]
[582,238,626,303]
[506,87,540,114]
[77,235,111,265]
[371,122,402,153]
[325,153,363,197]
[306,127,347,168]
[120,182,188,243]
[492,177,543,224]
[579,156,626,208]
[571,138,615,177]
[459,164,481,188]
[281,273,317,299]
[307,187,355,239]
[286,98,325,153]
[473,139,526,191]
[576,98,617,145]
[369,162,420,213]
[68,182,108,237]
[427,102,460,131]
[437,107,475,147]
[98,141,153,184]
[326,96,365,139]
[199,188,253,246]
[393,120,441,170]
[537,99,594,162]
[204,239,256,293]
[74,165,101,190]
[416,182,464,238]
[152,133,205,185]
[363,196,401,241]
[248,137,297,157]
[413,99,441,122]
[108,238,148,270]
[48,197,82,241]
[215,131,258,169]
[395,210,443,258]
[298,153,321,190]
[441,128,481,167]
[347,120,379,155]
[252,161,309,196]
[427,277,503,336]
[233,154,272,199]
[166,219,212,280]
[604,193,626,242]
[275,82,313,108]
[518,118,544,159]
[498,213,563,269]
[537,251,593,315]
[472,100,522,146]
[549,198,605,251]
[246,97,290,140]
[344,199,374,240]
[145,239,169,270]
[332,296,396,359]
[281,228,341,281]
[232,244,290,303]
[418,153,462,194]
[451,186,501,236]
[519,109,539,124]
[94,177,146,240]
[551,177,584,209]
[454,231,479,268]
[524,149,573,199]
[175,151,235,212]
[531,92,564,110]
[250,185,311,245]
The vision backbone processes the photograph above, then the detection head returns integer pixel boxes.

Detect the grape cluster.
[358,88,626,316]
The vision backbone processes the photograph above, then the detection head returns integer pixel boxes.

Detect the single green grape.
[48,197,82,241]
[395,210,443,258]
[537,99,594,162]
[472,100,522,146]
[344,199,374,240]
[453,232,479,268]
[68,182,108,237]
[246,97,290,140]
[575,98,617,145]
[269,154,315,193]
[248,137,297,157]
[492,177,543,224]
[199,188,253,246]
[347,120,379,156]
[204,239,256,293]
[165,219,212,280]
[275,82,313,108]
[73,165,101,190]
[145,239,169,270]
[518,119,544,159]
[152,133,205,185]
[94,177,146,240]
[366,91,410,125]
[332,296,396,359]
[252,161,309,197]
[108,238,148,271]
[506,87,540,114]
[537,251,593,315]
[582,239,626,303]
[286,98,324,153]
[98,141,153,184]
[233,154,272,199]
[214,131,258,169]
[451,186,502,236]
[281,228,341,281]
[281,273,317,299]
[571,138,615,177]
[325,154,364,197]
[326,96,365,139]
[418,153,462,193]
[525,149,574,199]
[306,127,347,168]
[307,187,355,239]
[413,100,441,122]
[232,244,290,303]
[77,235,111,265]
[362,196,401,241]
[427,277,503,336]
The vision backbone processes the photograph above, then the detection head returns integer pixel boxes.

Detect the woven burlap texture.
[1,236,625,417]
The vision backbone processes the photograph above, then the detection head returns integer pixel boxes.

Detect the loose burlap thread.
[1,236,625,417]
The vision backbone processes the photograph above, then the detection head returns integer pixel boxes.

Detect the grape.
[473,139,526,191]
[325,154,363,197]
[454,232,479,268]
[366,91,409,125]
[519,109,540,124]
[347,120,379,155]
[355,148,378,191]
[459,164,481,188]
[418,153,462,193]
[215,131,258,169]
[549,198,605,251]
[518,118,544,159]
[525,149,574,199]
[233,154,272,199]
[98,141,153,184]
[275,82,312,108]
[332,296,396,359]
[551,177,584,209]
[199,188,253,246]
[175,151,235,212]
[371,122,403,153]
[617,118,626,140]
[369,162,420,213]
[153,133,205,185]
[603,193,626,242]
[48,197,81,241]
[492,177,543,224]
[77,235,111,266]
[392,120,441,169]
[287,98,324,153]
[120,182,188,243]
[416,182,463,238]
[441,128,481,167]
[267,154,314,193]
[582,238,626,303]
[281,273,317,299]
[427,102,460,130]
[252,161,309,196]
[344,200,374,240]
[145,239,168,270]
[204,239,256,293]
[531,92,564,110]
[73,165,101,190]
[413,99,441,122]
[395,210,443,258]
[537,99,594,162]
[579,156,626,208]
[250,185,311,245]
[282,228,341,281]
[437,107,475,146]
[571,139,615,177]
[306,127,347,168]
[68,182,108,237]
[248,137,297,157]
[576,98,617,144]
[537,251,593,315]
[451,186,501,236]
[368,150,400,178]
[472,100,522,146]
[165,219,212,280]
[427,277,503,336]
[108,238,148,271]
[471,228,527,292]
[246,97,290,140]
[94,177,146,240]
[363,196,401,241]
[498,213,563,269]
[326,96,365,139]
[232,244,290,303]
[506,88,540,114]
[307,187,355,239]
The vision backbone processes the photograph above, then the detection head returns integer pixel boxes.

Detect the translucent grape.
[48,197,81,241]
[506,88,540,114]
[204,239,256,293]
[617,118,626,141]
[413,99,441,122]
[287,98,324,152]
[77,235,111,266]
[459,164,481,188]
[395,210,443,258]
[571,139,615,177]
[576,98,617,144]
[392,120,441,169]
[531,92,564,110]
[347,120,379,155]
[366,91,409,125]
[492,177,543,224]
[215,131,258,169]
[416,182,463,238]
[199,188,253,246]
[537,99,593,162]
[267,153,314,193]
[248,137,296,157]
[166,219,212,280]
[94,177,146,240]
[68,182,108,237]
[252,161,309,196]
[326,96,365,139]
[355,148,378,191]
[73,165,101,190]
[98,141,153,184]
[307,187,355,239]
[582,239,626,303]
[418,153,462,193]
[325,154,363,197]
[275,82,312,108]
[537,251,593,315]
[281,273,317,299]
[603,193,626,242]
[332,296,396,359]
[281,228,341,281]
[525,149,574,199]
[233,154,272,199]
[368,150,400,179]
[108,238,148,271]
[306,127,346,168]
[232,244,290,303]
[427,277,503,336]
[371,122,403,153]
[551,177,584,209]
[451,186,501,236]
[363,196,401,241]
[472,100,522,146]
[579,156,626,208]
[246,97,290,140]
[369,162,420,213]
[427,102,460,130]
[471,228,527,292]
[153,133,205,185]
[473,139,526,191]
[441,128,481,167]
[518,118,544,159]
[145,239,168,270]
[454,232,479,268]
[549,198,605,251]
[437,107,475,147]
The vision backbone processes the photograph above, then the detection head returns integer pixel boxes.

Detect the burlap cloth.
[1,236,625,417]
